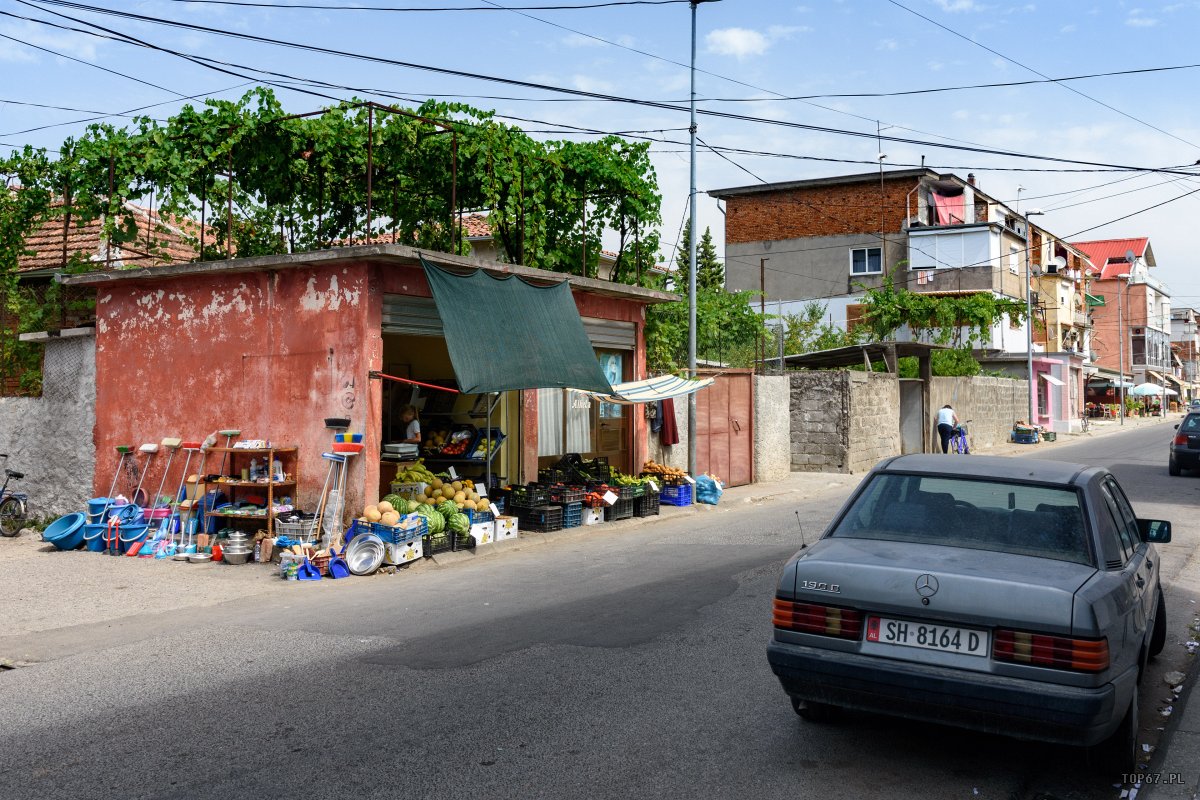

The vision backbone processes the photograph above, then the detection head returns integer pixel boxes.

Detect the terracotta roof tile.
[16,200,203,273]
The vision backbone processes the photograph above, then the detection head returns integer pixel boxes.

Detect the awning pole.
[486,391,500,494]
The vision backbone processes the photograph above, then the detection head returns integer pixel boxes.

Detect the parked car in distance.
[1169,413,1200,476]
[767,454,1170,776]
[1188,399,1200,412]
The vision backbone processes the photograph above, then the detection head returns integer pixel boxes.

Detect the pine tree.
[697,226,724,291]
[671,219,691,292]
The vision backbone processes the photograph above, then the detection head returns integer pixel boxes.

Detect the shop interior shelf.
[422,453,501,465]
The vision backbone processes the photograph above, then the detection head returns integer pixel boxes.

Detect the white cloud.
[1126,13,1158,26]
[878,38,899,51]
[705,25,808,60]
[1060,23,1077,33]
[705,28,770,59]
[932,0,983,11]
[991,57,1009,70]
[0,38,36,64]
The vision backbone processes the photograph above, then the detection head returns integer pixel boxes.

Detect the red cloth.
[932,191,966,225]
[659,397,680,446]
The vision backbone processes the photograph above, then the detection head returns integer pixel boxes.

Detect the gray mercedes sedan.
[767,455,1170,775]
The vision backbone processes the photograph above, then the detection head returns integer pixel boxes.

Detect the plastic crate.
[561,501,583,528]
[634,493,660,517]
[519,504,563,533]
[627,483,646,499]
[466,508,494,525]
[660,484,693,507]
[423,529,454,557]
[617,485,636,500]
[452,530,476,551]
[548,486,585,505]
[604,497,634,521]
[273,516,318,541]
[468,427,505,461]
[507,484,550,508]
[389,482,427,500]
[361,516,427,545]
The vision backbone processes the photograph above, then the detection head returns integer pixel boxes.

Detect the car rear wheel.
[1149,589,1167,658]
[1088,691,1138,777]
[791,697,840,722]
[1169,459,1182,476]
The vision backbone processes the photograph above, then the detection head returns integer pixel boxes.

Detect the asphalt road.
[2,420,1196,800]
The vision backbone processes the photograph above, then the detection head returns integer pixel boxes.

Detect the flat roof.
[57,243,679,305]
[709,168,938,199]
[767,341,948,369]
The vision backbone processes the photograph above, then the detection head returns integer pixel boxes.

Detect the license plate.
[866,616,989,657]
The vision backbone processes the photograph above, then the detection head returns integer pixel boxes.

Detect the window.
[1099,480,1139,562]
[1008,245,1020,275]
[850,247,882,275]
[536,388,593,457]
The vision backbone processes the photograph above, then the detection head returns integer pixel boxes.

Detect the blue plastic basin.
[43,513,86,551]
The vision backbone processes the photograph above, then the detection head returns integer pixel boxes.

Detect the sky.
[3,0,1200,305]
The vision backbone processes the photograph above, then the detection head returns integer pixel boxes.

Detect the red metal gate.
[695,370,754,487]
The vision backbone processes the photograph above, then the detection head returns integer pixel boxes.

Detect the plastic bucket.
[118,524,150,554]
[112,504,145,525]
[144,507,170,521]
[87,497,112,523]
[43,513,86,551]
[84,523,108,552]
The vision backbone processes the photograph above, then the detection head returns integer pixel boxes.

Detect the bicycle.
[1080,413,1090,434]
[949,421,972,455]
[0,454,29,537]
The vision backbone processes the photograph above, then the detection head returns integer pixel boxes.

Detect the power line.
[0,29,182,98]
[18,0,1200,177]
[159,0,688,9]
[886,0,1200,153]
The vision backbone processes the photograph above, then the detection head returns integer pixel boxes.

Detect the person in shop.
[399,404,421,444]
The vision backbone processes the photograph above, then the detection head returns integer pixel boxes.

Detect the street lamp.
[1023,209,1045,426]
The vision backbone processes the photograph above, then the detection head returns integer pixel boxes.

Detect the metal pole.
[1025,233,1034,426]
[687,0,699,477]
[1119,278,1126,425]
[366,105,374,243]
[759,257,767,370]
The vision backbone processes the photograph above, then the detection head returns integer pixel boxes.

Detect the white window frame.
[850,246,883,275]
[1008,245,1020,275]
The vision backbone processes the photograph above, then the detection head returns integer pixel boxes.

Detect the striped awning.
[570,374,714,405]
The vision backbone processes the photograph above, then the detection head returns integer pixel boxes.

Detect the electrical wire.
[886,0,1200,153]
[17,0,1200,177]
[158,0,690,9]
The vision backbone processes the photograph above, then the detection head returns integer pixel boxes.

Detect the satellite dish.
[1125,249,1136,263]
[1049,256,1067,273]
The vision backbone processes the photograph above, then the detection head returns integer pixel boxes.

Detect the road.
[1,420,1197,800]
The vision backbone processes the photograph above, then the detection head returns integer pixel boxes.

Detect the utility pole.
[1023,210,1045,425]
[759,257,768,369]
[687,0,701,478]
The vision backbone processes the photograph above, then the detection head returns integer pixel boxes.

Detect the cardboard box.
[583,507,604,526]
[389,482,428,501]
[494,515,519,541]
[384,538,422,565]
[470,521,495,546]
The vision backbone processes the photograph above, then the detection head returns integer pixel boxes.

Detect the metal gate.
[694,369,754,487]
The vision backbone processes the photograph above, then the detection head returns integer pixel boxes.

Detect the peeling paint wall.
[94,265,376,520]
[0,334,96,519]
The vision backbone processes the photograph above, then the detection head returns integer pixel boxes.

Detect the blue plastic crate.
[561,501,583,528]
[467,508,494,525]
[1011,431,1039,444]
[660,484,693,506]
[361,515,427,545]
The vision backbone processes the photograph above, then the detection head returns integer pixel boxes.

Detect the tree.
[696,226,723,291]
[783,301,863,355]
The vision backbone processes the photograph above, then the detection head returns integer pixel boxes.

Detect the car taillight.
[1174,434,1188,445]
[773,597,863,640]
[993,629,1109,672]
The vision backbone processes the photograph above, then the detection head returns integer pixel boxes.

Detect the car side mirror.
[1174,424,1179,429]
[1138,519,1172,543]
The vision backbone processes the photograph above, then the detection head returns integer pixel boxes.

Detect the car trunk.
[790,538,1098,634]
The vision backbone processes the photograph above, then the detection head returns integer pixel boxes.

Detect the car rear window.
[830,473,1093,565]
[1180,415,1200,433]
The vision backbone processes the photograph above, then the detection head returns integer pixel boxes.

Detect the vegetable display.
[642,460,689,484]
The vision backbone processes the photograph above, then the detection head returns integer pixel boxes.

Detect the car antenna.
[794,510,808,549]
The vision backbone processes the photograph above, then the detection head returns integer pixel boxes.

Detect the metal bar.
[452,131,459,253]
[199,178,206,261]
[687,0,699,477]
[106,154,114,271]
[366,104,374,243]
[226,146,234,260]
[367,370,459,394]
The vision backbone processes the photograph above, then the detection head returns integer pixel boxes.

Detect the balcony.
[1073,311,1090,327]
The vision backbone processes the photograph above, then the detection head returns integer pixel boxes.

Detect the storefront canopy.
[570,374,714,405]
[422,256,613,394]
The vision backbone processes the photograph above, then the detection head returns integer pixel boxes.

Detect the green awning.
[1086,293,1106,307]
[421,256,613,394]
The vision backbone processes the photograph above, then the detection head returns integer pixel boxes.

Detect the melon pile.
[422,478,488,513]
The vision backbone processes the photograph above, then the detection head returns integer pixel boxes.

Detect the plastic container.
[84,523,108,552]
[118,524,150,554]
[43,513,86,551]
[87,497,112,523]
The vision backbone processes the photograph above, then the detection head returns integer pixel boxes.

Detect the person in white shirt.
[399,405,421,444]
[936,404,959,454]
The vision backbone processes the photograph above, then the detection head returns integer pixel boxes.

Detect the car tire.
[1169,459,1181,476]
[792,698,840,722]
[1089,691,1138,777]
[1149,589,1167,659]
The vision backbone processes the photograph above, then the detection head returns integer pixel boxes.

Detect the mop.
[314,452,345,549]
[130,443,159,509]
[171,441,204,559]
[98,445,134,522]
[177,441,214,557]
[149,439,182,554]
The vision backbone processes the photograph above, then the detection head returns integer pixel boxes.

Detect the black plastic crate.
[634,493,659,517]
[508,484,550,507]
[616,485,636,501]
[548,486,585,505]
[519,504,563,533]
[604,497,634,521]
[452,530,475,551]
[561,501,583,528]
[422,530,454,557]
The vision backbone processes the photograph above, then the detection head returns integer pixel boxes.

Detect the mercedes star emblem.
[915,574,939,598]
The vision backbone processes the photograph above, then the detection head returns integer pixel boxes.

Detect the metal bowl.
[344,533,385,575]
[188,553,212,563]
[223,549,252,565]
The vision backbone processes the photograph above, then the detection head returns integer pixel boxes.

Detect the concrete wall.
[848,372,902,473]
[646,398,688,472]
[790,371,851,472]
[0,332,96,520]
[754,375,790,482]
[726,233,900,301]
[930,375,1029,451]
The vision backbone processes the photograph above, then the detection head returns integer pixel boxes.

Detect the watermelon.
[436,500,457,519]
[415,503,435,517]
[382,493,405,509]
[447,513,469,534]
[426,510,445,534]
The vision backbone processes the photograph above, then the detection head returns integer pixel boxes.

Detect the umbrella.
[1129,382,1178,397]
